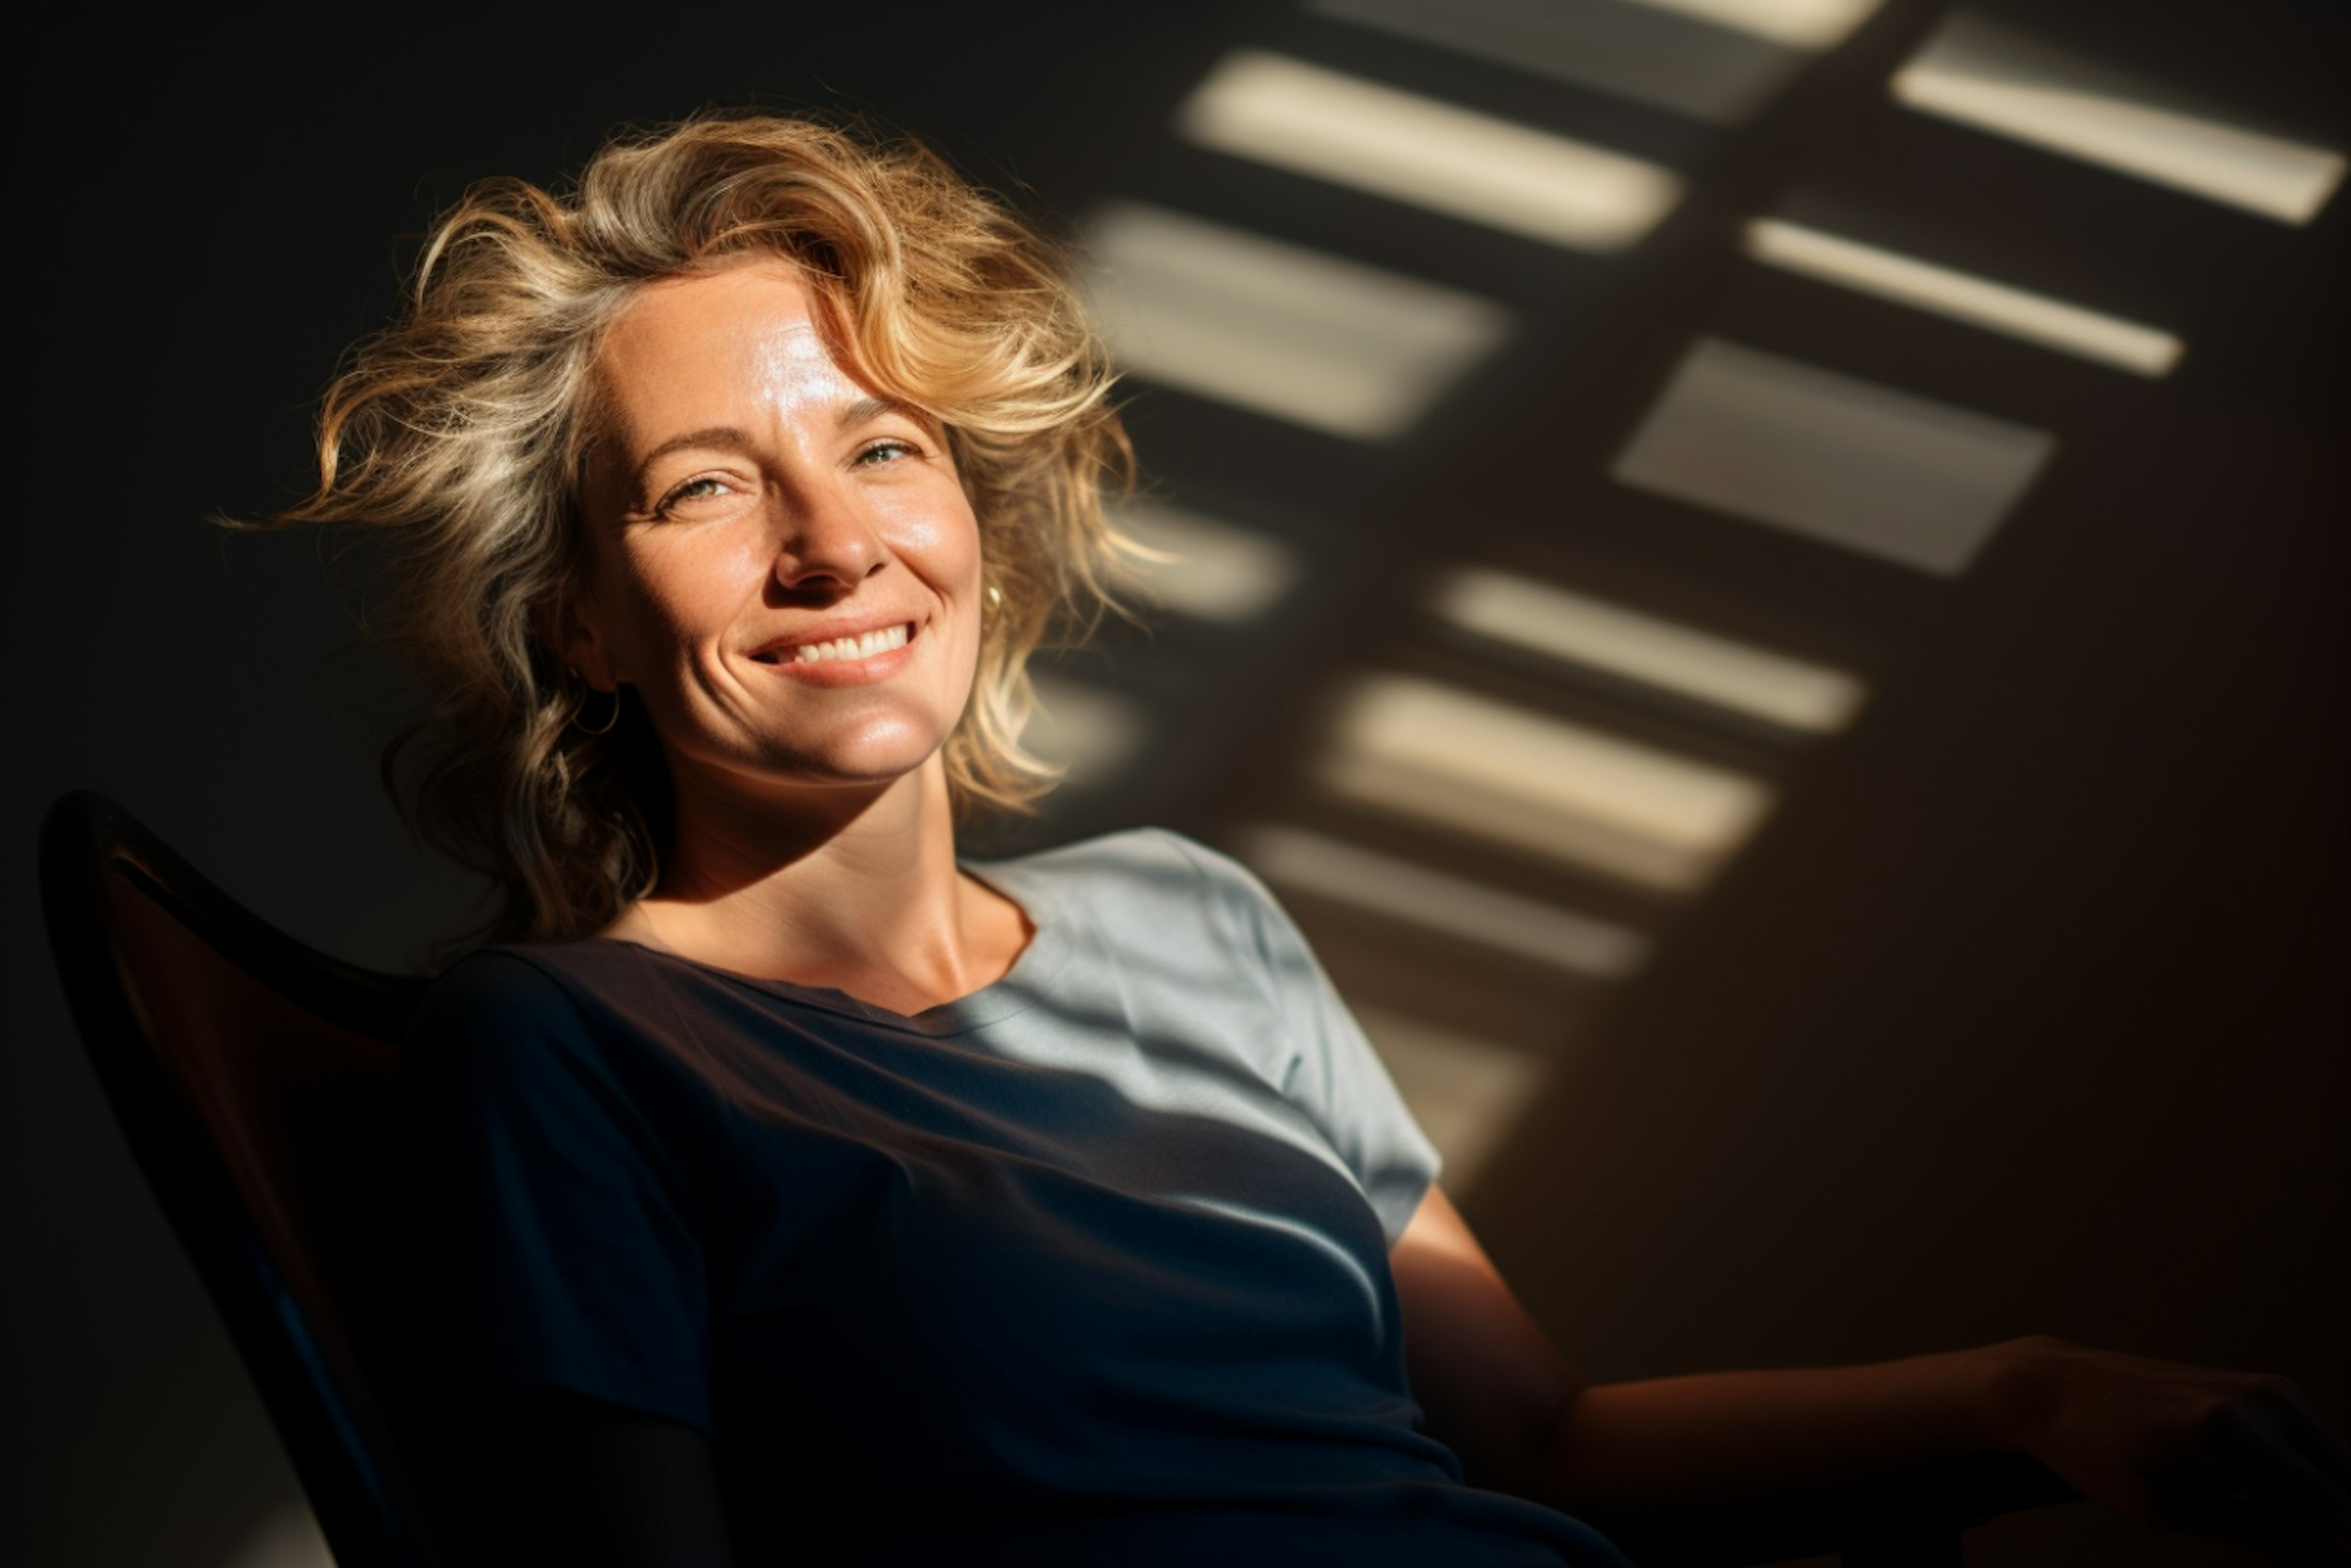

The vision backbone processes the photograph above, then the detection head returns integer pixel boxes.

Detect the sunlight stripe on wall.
[1433,566,1866,733]
[1744,218,2183,375]
[1177,50,1682,251]
[1085,202,1511,441]
[1318,674,1774,892]
[1237,823,1652,977]
[1893,12,2344,224]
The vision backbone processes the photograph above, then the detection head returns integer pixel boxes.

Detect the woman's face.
[566,261,984,806]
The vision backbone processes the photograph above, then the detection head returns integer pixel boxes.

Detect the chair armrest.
[1577,1451,2078,1567]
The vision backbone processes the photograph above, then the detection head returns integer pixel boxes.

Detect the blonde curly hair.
[272,114,1133,944]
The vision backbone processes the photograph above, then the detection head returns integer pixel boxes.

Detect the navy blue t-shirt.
[403,829,1627,1564]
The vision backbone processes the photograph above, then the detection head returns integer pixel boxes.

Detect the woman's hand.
[1999,1336,2351,1561]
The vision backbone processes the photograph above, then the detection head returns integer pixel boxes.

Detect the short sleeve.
[1164,833,1442,1245]
[402,952,712,1431]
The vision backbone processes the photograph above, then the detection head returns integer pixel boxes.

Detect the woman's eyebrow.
[633,426,751,481]
[836,395,918,430]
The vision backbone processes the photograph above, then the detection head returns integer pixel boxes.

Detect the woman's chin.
[724,736,950,800]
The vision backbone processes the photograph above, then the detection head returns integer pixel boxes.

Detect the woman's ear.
[551,584,620,692]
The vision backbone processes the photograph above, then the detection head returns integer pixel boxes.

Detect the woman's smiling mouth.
[754,622,913,666]
[747,621,919,685]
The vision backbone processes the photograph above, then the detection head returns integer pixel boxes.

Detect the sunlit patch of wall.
[1029,0,2344,1210]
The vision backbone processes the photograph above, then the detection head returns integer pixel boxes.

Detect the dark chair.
[40,789,2072,1568]
[40,790,441,1568]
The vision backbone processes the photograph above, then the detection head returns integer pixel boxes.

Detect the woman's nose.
[770,483,888,594]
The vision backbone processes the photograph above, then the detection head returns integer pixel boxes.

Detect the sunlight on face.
[569,261,984,807]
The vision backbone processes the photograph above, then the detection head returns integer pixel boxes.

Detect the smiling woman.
[556,260,1035,1001]
[252,114,2351,1568]
[274,116,1132,948]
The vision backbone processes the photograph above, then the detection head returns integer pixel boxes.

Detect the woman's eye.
[854,439,920,467]
[656,477,733,511]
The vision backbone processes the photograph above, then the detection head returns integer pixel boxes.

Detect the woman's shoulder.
[416,941,624,1022]
[976,826,1279,927]
[976,827,1312,1005]
[407,940,695,1079]
[977,824,1258,888]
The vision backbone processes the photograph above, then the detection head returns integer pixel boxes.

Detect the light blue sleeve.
[1157,832,1443,1246]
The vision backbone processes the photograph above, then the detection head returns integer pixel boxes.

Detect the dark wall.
[1468,393,2350,1566]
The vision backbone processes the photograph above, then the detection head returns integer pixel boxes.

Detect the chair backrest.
[40,790,443,1568]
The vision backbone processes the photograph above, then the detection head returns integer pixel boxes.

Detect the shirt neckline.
[590,858,1074,1038]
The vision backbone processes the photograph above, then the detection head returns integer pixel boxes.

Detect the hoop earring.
[569,672,621,736]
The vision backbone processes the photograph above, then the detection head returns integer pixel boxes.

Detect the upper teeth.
[792,624,910,664]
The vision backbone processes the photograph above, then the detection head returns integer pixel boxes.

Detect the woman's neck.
[604,761,1032,1016]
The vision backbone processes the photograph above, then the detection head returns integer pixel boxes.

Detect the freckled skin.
[566,261,984,809]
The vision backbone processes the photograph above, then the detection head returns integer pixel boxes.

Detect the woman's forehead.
[594,263,882,443]
[603,264,827,380]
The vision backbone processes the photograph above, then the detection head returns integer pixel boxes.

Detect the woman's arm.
[1390,1187,2351,1556]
